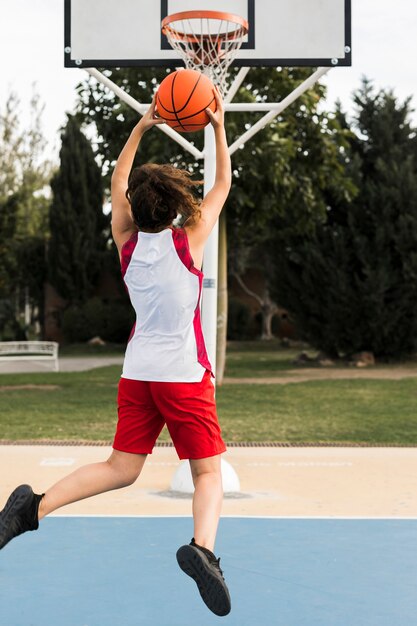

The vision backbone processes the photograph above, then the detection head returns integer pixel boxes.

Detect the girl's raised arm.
[185,88,231,256]
[111,95,164,254]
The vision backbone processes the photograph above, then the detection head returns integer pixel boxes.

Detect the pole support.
[201,125,218,374]
[228,67,331,156]
[224,67,250,103]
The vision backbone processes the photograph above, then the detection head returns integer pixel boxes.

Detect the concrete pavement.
[2,445,417,518]
[0,356,124,374]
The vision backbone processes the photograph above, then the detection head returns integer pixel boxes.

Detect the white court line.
[47,514,417,520]
[38,460,354,468]
[40,458,76,466]
[277,462,353,467]
[146,462,179,466]
[246,462,354,467]
[49,514,193,518]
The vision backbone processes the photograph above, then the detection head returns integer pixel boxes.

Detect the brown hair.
[125,164,202,231]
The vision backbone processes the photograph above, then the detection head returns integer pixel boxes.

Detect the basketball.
[156,69,216,133]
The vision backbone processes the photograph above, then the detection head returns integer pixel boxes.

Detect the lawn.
[1,343,417,444]
[224,340,299,377]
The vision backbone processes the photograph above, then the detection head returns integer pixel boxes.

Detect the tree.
[0,193,19,339]
[0,90,52,233]
[0,92,23,200]
[269,80,417,358]
[225,68,356,341]
[0,193,18,298]
[48,115,109,304]
[0,90,52,339]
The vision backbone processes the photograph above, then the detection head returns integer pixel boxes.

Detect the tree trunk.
[232,273,279,341]
[260,288,278,340]
[216,211,228,385]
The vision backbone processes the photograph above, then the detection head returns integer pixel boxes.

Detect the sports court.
[1,444,416,625]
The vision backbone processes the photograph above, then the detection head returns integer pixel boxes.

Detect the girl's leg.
[38,450,147,519]
[189,454,223,552]
[177,455,230,616]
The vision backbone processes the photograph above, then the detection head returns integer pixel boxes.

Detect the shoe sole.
[176,545,231,616]
[0,484,34,550]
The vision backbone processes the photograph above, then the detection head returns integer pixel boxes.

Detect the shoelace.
[209,555,224,578]
[215,558,224,577]
[191,540,225,579]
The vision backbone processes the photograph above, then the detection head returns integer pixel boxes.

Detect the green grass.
[224,340,417,377]
[217,379,417,444]
[0,359,417,444]
[224,343,299,377]
[0,368,121,442]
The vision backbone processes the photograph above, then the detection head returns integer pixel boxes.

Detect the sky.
[1,0,417,162]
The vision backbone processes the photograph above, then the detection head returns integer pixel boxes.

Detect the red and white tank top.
[120,227,211,382]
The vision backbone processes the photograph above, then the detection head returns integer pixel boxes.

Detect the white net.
[162,12,248,96]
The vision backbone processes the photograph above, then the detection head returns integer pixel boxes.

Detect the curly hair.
[125,164,202,231]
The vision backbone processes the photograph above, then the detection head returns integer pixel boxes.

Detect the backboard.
[64,0,351,69]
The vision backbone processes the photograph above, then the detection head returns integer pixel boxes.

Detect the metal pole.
[129,101,330,113]
[86,68,204,160]
[224,67,250,103]
[201,124,218,374]
[228,67,331,156]
[225,102,312,111]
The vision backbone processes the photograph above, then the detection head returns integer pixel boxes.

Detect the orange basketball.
[156,69,216,133]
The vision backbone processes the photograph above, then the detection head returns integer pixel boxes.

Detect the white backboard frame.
[64,0,351,69]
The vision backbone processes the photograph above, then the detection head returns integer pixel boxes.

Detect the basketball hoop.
[162,10,249,95]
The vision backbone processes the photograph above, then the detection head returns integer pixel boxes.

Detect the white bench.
[0,341,59,372]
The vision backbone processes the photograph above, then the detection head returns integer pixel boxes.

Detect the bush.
[61,305,90,342]
[0,299,27,341]
[227,298,252,340]
[62,298,134,343]
[100,300,135,343]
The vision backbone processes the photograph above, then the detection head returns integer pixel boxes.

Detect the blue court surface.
[0,516,416,626]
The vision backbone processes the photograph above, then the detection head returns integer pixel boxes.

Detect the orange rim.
[162,10,249,42]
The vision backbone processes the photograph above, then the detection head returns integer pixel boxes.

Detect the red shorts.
[113,371,226,460]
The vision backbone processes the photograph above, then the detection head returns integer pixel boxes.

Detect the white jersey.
[120,227,211,382]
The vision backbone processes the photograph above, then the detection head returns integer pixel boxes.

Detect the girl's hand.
[205,87,225,130]
[137,93,165,132]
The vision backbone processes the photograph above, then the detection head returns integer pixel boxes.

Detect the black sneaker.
[0,484,43,550]
[176,538,231,616]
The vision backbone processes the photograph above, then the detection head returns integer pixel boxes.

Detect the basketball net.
[162,11,249,96]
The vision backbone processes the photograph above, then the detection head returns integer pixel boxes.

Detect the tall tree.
[0,90,52,339]
[225,68,356,340]
[0,90,51,233]
[0,92,25,202]
[0,194,18,299]
[270,80,417,358]
[48,115,109,303]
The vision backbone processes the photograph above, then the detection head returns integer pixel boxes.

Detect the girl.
[0,87,231,617]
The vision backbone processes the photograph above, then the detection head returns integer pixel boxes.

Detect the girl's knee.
[190,455,222,481]
[106,451,146,486]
